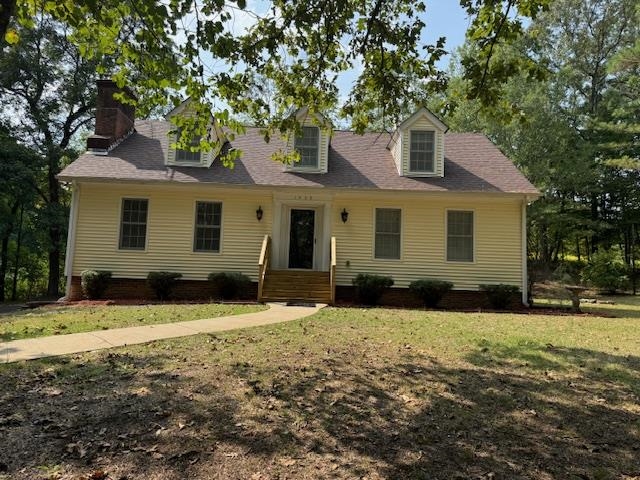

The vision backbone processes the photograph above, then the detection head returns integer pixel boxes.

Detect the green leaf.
[4,29,19,45]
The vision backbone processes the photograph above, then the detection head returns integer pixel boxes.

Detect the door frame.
[285,207,318,270]
[272,192,332,271]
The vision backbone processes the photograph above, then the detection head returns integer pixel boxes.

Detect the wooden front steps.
[261,270,331,304]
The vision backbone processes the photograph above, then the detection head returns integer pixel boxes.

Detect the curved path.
[0,303,323,364]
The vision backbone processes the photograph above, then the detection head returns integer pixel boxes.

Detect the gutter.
[521,196,529,306]
[63,182,80,299]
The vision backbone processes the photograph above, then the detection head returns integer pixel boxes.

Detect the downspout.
[64,182,80,299]
[521,197,528,306]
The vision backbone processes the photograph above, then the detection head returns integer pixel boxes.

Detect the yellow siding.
[331,194,522,290]
[72,183,524,292]
[72,183,273,280]
[400,116,445,177]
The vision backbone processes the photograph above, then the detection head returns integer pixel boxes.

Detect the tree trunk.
[46,152,62,298]
[0,200,19,302]
[11,204,24,301]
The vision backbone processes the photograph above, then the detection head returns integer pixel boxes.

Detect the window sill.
[405,170,440,177]
[285,166,326,174]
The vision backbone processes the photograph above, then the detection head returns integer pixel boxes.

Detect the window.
[119,199,148,250]
[194,201,222,252]
[409,130,435,172]
[294,126,320,168]
[447,210,474,262]
[375,208,401,259]
[175,128,202,163]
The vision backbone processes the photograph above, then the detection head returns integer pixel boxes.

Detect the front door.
[288,209,315,269]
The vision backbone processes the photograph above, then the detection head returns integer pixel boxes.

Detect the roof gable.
[397,107,449,133]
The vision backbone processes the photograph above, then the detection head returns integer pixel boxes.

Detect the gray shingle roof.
[59,120,539,194]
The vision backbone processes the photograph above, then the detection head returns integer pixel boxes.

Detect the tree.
[3,0,552,147]
[0,18,99,297]
[0,126,41,302]
[442,0,639,273]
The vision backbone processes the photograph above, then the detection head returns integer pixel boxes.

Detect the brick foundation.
[336,286,524,310]
[69,276,523,309]
[68,276,258,301]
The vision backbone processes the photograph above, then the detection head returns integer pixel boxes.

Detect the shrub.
[581,249,629,294]
[146,271,182,300]
[480,284,520,310]
[208,272,252,300]
[352,273,394,305]
[80,270,112,299]
[409,279,453,308]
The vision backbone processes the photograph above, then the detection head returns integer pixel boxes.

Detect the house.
[59,80,539,306]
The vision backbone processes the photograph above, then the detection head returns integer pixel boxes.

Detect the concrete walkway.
[0,303,323,364]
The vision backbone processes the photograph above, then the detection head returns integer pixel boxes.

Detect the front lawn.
[0,303,266,341]
[1,299,639,479]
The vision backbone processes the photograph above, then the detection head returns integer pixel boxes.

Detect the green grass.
[535,293,640,318]
[0,302,266,341]
[1,297,639,479]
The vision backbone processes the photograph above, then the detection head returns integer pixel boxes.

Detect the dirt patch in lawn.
[1,311,639,479]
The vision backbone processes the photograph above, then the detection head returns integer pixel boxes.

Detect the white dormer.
[388,107,448,178]
[285,107,331,174]
[165,98,225,168]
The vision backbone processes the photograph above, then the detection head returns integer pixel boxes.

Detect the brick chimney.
[87,79,137,152]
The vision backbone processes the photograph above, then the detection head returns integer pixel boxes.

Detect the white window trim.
[408,129,436,175]
[289,125,321,171]
[445,208,476,264]
[192,199,224,255]
[168,132,207,167]
[117,197,150,252]
[373,207,403,261]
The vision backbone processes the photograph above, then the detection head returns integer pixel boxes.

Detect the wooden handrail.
[257,234,271,302]
[330,236,337,305]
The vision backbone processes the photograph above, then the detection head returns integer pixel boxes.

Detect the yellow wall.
[71,183,525,291]
[331,193,523,290]
[72,183,273,280]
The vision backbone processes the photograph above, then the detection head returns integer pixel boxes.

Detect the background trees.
[0,17,99,298]
[443,0,640,291]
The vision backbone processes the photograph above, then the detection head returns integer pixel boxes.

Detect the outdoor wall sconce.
[341,208,349,223]
[256,206,263,221]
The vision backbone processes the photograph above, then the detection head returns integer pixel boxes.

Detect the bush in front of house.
[208,272,252,300]
[147,271,182,300]
[581,249,629,294]
[480,284,520,310]
[80,270,112,299]
[352,273,394,305]
[409,279,453,308]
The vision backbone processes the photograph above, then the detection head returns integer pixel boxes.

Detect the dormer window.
[175,129,202,163]
[389,107,447,178]
[409,130,435,173]
[294,126,320,168]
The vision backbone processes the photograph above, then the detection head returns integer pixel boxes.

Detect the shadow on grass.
[0,350,291,479]
[1,339,639,479]
[229,345,640,479]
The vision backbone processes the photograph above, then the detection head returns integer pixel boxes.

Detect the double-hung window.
[294,126,320,168]
[409,130,435,173]
[375,208,401,260]
[175,128,202,163]
[119,199,148,250]
[194,201,222,252]
[447,210,474,262]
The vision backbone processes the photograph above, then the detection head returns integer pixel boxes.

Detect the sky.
[335,1,470,96]
[191,0,471,101]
